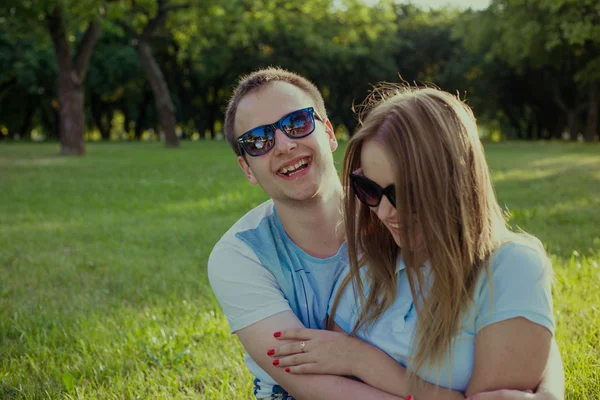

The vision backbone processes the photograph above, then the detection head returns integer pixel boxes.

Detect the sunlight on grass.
[162,191,256,214]
[1,141,599,399]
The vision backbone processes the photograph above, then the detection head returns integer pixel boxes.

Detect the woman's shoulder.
[490,236,551,278]
[473,235,553,303]
[472,235,555,334]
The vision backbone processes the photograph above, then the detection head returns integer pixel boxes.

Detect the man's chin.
[278,185,321,203]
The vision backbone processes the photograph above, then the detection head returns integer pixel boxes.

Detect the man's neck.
[275,181,345,259]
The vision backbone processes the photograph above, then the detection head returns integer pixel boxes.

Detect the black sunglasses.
[350,171,396,208]
[237,107,322,157]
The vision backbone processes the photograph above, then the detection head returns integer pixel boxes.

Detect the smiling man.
[207,67,564,400]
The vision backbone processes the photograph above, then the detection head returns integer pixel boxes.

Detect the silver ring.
[300,341,306,352]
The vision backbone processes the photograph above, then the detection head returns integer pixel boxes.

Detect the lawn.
[1,141,599,399]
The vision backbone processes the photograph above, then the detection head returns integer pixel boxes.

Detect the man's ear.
[324,119,338,152]
[238,155,258,185]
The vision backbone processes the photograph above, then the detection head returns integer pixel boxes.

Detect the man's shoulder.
[214,199,276,247]
[209,199,278,265]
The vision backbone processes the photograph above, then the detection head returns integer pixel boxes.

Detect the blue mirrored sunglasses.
[237,107,322,157]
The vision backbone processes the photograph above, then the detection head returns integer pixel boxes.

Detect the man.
[208,67,564,400]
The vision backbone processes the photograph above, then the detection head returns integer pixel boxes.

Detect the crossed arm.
[210,242,563,399]
[237,311,563,400]
[236,310,406,400]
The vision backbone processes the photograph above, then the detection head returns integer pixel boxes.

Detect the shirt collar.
[395,253,407,273]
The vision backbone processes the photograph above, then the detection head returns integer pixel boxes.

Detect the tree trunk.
[19,97,36,139]
[136,40,179,147]
[47,8,100,155]
[123,109,132,139]
[135,91,152,140]
[567,111,579,141]
[552,82,585,141]
[40,104,58,140]
[208,99,217,140]
[585,84,598,142]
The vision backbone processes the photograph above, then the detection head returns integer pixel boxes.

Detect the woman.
[267,85,555,399]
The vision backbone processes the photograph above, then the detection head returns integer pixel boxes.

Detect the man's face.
[234,81,338,203]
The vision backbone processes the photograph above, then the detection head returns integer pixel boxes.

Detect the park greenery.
[1,0,599,399]
[0,0,599,155]
[1,141,599,398]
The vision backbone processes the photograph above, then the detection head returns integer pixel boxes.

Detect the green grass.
[1,141,598,399]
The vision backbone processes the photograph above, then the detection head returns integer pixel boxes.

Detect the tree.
[86,28,146,140]
[111,0,194,147]
[47,7,100,153]
[458,0,600,141]
[1,0,102,153]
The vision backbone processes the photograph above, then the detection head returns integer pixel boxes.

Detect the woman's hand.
[468,389,557,400]
[267,328,363,376]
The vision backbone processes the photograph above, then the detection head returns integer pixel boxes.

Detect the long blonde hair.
[331,84,509,379]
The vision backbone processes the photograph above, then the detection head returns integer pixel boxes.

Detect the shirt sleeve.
[475,242,555,335]
[327,264,357,333]
[208,240,292,333]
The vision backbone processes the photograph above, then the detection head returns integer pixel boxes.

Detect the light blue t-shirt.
[329,241,555,393]
[208,200,347,399]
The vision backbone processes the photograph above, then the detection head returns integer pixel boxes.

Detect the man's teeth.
[281,159,308,174]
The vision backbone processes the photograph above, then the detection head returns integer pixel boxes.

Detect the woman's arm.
[467,338,564,400]
[465,317,553,398]
[272,323,464,400]
[536,339,565,400]
[273,321,556,400]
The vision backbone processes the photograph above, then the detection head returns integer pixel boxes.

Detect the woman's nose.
[374,196,395,222]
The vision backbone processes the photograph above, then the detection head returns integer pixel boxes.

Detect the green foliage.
[0,142,599,398]
[0,0,104,39]
[454,0,600,140]
[0,0,598,141]
[0,32,57,137]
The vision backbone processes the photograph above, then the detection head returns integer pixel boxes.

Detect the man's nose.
[272,128,297,156]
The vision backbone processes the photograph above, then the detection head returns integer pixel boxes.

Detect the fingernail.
[272,360,279,366]
[273,332,281,338]
[267,349,275,356]
[406,395,412,400]
[285,367,290,373]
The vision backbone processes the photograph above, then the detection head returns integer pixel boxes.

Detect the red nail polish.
[406,395,413,400]
[267,349,275,356]
[285,368,290,373]
[274,332,281,338]
[272,360,279,366]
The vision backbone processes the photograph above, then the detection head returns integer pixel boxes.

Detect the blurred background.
[0,0,598,153]
[1,1,599,399]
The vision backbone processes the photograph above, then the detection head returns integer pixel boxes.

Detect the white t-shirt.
[208,200,347,399]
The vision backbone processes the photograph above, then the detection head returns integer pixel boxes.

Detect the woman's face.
[360,139,424,251]
[360,139,403,248]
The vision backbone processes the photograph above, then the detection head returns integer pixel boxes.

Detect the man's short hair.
[224,67,328,156]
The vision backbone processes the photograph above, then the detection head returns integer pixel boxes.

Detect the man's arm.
[208,242,405,399]
[236,310,407,400]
